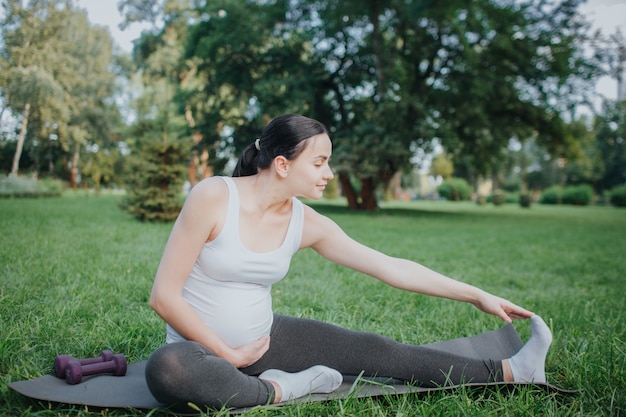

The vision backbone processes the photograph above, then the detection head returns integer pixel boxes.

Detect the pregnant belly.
[183,284,273,348]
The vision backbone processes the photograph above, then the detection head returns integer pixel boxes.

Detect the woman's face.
[287,134,334,200]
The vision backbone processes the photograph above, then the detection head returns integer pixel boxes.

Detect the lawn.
[0,194,624,416]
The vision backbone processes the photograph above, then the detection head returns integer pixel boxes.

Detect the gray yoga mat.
[8,324,578,414]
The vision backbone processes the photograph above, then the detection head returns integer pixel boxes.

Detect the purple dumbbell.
[53,350,115,378]
[64,354,127,385]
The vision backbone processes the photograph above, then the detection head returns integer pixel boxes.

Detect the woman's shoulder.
[184,176,230,211]
[300,204,344,248]
[191,176,229,195]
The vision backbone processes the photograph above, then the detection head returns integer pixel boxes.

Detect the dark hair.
[232,114,330,177]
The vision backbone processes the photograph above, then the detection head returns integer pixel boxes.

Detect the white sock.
[508,315,552,383]
[259,365,343,402]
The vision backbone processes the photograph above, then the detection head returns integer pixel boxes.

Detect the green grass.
[1,195,624,416]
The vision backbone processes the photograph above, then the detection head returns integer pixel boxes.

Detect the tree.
[116,0,195,220]
[82,145,120,191]
[119,0,228,186]
[430,153,454,180]
[594,101,626,191]
[120,141,187,221]
[180,0,330,177]
[60,9,120,188]
[118,0,599,211]
[1,0,69,175]
[305,0,595,209]
[0,0,121,184]
[434,1,594,189]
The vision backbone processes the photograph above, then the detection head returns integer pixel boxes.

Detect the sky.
[578,0,626,102]
[74,0,152,53]
[76,0,626,103]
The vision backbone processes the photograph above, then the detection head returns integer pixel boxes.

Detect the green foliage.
[540,185,594,206]
[120,142,187,221]
[491,190,507,206]
[167,0,595,210]
[561,184,594,206]
[0,174,65,198]
[519,193,532,208]
[540,185,563,205]
[322,177,340,199]
[526,169,553,191]
[486,191,519,205]
[438,178,472,201]
[594,101,626,192]
[429,153,454,179]
[0,1,120,184]
[502,177,522,193]
[495,107,624,200]
[608,184,626,207]
[2,0,619,214]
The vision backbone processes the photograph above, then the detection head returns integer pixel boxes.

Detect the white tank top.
[166,176,304,348]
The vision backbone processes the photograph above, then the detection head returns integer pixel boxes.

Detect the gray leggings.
[145,314,502,410]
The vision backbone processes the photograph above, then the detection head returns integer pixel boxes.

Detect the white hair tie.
[254,138,261,151]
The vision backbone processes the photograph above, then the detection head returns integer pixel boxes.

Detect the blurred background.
[1,0,625,218]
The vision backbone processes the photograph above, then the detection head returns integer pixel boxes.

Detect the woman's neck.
[239,173,293,215]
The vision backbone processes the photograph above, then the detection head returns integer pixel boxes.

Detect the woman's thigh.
[242,314,501,387]
[145,341,274,409]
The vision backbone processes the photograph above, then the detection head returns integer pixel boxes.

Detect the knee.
[145,342,198,406]
[145,341,274,410]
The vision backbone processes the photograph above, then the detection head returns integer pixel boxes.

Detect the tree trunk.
[339,172,359,209]
[70,146,80,189]
[360,178,378,210]
[188,151,199,187]
[338,173,379,210]
[11,102,31,176]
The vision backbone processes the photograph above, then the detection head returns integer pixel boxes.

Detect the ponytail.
[232,142,260,177]
[232,114,330,177]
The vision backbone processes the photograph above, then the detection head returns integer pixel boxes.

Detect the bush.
[539,186,562,205]
[608,184,626,207]
[562,184,594,206]
[519,192,532,208]
[0,175,65,198]
[120,142,187,222]
[540,185,595,206]
[505,192,519,204]
[438,178,472,201]
[491,189,506,206]
[502,178,521,193]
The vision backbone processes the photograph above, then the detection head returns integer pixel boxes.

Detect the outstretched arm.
[301,208,533,323]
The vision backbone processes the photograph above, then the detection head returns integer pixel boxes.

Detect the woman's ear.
[273,156,290,177]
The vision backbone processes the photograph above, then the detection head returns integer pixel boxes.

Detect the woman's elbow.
[148,292,158,312]
[149,287,168,315]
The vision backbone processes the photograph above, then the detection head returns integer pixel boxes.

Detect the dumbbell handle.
[65,354,127,385]
[53,350,114,378]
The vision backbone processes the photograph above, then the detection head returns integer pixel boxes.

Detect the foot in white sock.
[508,315,552,383]
[259,365,343,402]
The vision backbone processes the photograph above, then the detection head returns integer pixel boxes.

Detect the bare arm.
[149,178,269,367]
[302,208,533,322]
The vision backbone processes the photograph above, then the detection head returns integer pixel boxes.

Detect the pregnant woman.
[145,114,552,410]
